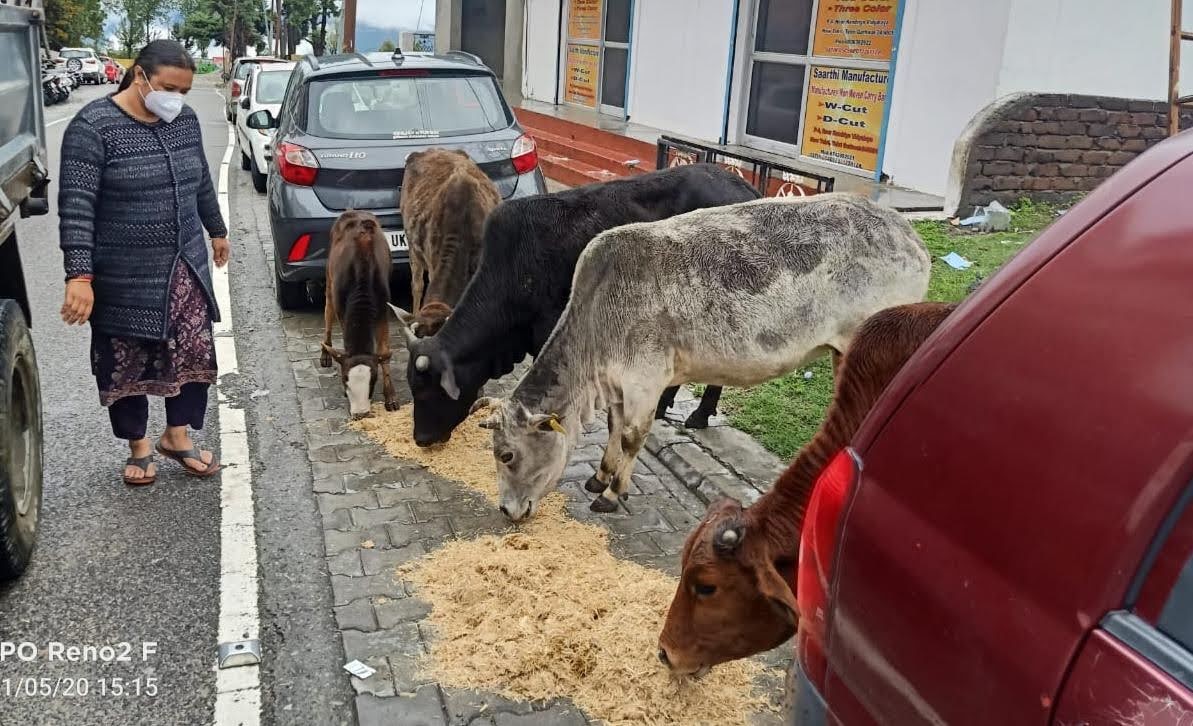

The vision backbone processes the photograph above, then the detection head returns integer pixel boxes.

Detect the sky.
[357,0,435,31]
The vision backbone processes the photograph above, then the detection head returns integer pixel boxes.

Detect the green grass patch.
[712,198,1061,460]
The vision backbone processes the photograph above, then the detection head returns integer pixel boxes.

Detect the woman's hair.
[117,39,196,92]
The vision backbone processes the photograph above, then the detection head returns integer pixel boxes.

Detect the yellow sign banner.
[813,1,900,61]
[568,0,603,41]
[564,44,600,108]
[800,66,888,173]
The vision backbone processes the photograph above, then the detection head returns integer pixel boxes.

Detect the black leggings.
[107,382,210,441]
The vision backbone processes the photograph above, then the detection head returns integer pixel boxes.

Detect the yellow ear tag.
[548,416,566,435]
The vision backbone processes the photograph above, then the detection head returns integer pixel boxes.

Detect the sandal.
[155,440,221,478]
[123,455,157,486]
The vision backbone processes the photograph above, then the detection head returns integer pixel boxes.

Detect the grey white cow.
[472,193,931,521]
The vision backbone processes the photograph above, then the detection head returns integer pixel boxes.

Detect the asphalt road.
[0,78,347,725]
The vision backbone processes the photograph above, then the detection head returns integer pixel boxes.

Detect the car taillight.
[288,234,311,262]
[796,447,861,688]
[276,142,319,186]
[511,134,538,174]
[231,80,242,98]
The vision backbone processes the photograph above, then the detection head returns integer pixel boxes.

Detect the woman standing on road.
[58,39,230,485]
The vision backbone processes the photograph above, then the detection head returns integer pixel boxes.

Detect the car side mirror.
[240,97,251,110]
[245,110,276,130]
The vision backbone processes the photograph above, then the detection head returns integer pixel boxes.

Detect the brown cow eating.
[657,302,957,675]
[319,209,399,418]
[396,148,500,337]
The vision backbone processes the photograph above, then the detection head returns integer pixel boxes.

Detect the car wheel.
[241,149,251,171]
[0,300,42,581]
[274,265,308,310]
[251,156,267,194]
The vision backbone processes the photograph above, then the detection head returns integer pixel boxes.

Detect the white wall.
[881,0,1011,195]
[626,0,735,140]
[522,0,561,103]
[998,0,1193,100]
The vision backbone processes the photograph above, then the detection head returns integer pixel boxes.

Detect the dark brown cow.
[657,302,957,675]
[397,148,500,338]
[319,210,399,417]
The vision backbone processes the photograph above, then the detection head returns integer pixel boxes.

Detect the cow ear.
[321,343,346,363]
[440,363,460,401]
[753,555,798,626]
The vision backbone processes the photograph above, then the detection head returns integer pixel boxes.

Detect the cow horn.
[713,523,745,555]
[386,303,419,346]
[415,354,430,371]
[468,397,498,415]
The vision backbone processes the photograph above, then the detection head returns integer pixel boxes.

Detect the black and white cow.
[392,164,761,447]
[472,194,932,520]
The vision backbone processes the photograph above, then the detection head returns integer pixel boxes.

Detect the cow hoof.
[319,352,332,369]
[384,399,400,412]
[684,413,712,429]
[589,495,619,513]
[584,475,608,493]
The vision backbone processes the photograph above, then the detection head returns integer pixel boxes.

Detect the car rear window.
[305,74,510,140]
[61,50,91,59]
[255,70,290,104]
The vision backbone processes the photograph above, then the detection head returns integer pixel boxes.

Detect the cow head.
[321,344,389,419]
[657,498,797,675]
[470,397,570,522]
[387,304,476,447]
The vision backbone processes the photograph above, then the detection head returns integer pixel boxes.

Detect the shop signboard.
[568,0,603,41]
[800,65,887,173]
[564,43,600,108]
[812,1,900,61]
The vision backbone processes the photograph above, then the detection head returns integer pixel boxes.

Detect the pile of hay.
[355,406,777,725]
[352,404,500,499]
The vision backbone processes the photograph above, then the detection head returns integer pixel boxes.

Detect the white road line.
[46,117,71,127]
[211,120,263,726]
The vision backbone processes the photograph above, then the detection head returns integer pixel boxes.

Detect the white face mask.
[138,70,185,123]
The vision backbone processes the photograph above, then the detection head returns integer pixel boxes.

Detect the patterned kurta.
[58,96,226,405]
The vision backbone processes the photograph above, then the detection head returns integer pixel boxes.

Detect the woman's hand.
[212,237,230,268]
[61,278,94,325]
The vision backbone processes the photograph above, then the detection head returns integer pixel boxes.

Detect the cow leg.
[320,285,337,369]
[684,385,722,429]
[586,406,623,494]
[410,254,426,314]
[376,319,399,411]
[591,388,658,513]
[655,386,679,420]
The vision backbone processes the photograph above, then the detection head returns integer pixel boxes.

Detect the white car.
[59,48,105,84]
[234,62,295,193]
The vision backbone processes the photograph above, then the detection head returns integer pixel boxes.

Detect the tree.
[377,39,395,52]
[313,0,337,56]
[177,0,266,61]
[45,0,104,50]
[103,0,179,49]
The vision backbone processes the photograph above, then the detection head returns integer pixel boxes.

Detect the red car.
[793,129,1193,724]
[99,56,121,84]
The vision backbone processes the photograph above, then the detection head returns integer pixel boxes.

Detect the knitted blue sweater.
[58,96,227,340]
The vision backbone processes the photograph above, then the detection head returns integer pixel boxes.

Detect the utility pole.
[342,0,356,53]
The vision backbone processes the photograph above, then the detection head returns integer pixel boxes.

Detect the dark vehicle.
[791,130,1193,723]
[247,50,548,309]
[0,0,48,580]
[224,55,287,122]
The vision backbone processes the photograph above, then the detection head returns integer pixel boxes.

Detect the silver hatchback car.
[246,50,548,309]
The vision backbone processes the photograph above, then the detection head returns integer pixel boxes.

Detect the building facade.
[441,0,1189,197]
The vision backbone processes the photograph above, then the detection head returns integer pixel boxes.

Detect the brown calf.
[320,210,400,417]
[397,148,500,337]
[657,301,957,675]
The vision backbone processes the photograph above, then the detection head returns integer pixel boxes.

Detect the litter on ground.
[939,251,974,270]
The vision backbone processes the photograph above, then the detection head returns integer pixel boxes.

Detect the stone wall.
[945,93,1193,215]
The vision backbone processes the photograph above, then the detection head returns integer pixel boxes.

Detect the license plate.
[386,231,408,252]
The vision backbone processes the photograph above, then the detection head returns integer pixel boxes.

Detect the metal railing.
[655,135,835,197]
